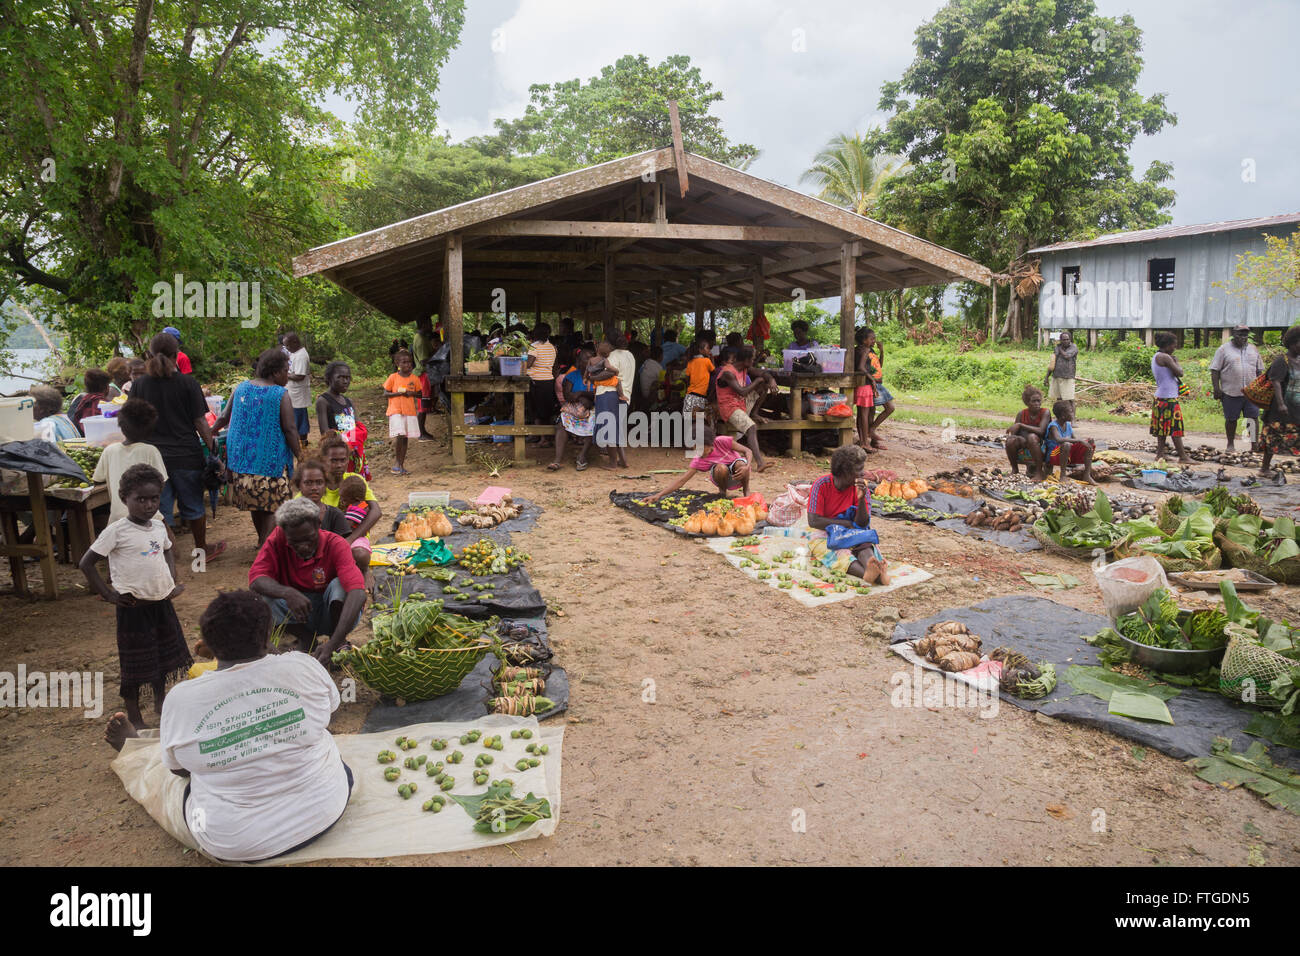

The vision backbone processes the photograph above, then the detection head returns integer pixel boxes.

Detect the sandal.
[546,462,561,471]
[870,437,887,450]
[204,540,228,562]
[391,466,408,476]
[576,459,589,472]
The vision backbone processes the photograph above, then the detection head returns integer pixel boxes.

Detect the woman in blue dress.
[218,348,302,545]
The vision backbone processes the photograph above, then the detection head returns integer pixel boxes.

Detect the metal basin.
[1119,636,1226,675]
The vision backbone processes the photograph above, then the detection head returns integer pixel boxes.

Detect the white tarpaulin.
[111,714,562,864]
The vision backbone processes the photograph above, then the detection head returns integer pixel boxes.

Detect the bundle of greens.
[1222,514,1300,566]
[1121,505,1217,561]
[1200,486,1261,519]
[1033,490,1128,550]
[1114,588,1229,651]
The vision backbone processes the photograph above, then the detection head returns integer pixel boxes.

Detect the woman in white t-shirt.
[105,589,352,863]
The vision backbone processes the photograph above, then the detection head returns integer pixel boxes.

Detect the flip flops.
[576,459,589,471]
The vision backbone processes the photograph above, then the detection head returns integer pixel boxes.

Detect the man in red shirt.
[805,444,889,584]
[249,497,366,663]
[163,326,193,374]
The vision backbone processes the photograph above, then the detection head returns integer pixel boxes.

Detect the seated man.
[804,444,890,584]
[105,589,353,863]
[249,496,366,663]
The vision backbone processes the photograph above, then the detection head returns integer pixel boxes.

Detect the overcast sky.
[421,0,1298,230]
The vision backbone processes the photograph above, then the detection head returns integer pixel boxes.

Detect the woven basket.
[1030,522,1128,562]
[1219,633,1294,706]
[1215,530,1300,584]
[342,637,491,701]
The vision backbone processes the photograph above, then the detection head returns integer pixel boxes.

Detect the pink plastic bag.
[767,482,811,527]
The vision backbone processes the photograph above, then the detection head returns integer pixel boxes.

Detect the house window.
[1148,257,1175,291]
[1062,266,1081,296]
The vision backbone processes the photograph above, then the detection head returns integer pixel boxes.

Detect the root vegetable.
[938,651,982,672]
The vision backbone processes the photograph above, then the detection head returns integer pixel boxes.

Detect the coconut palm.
[800,132,909,217]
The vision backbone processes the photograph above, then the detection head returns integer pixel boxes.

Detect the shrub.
[1116,338,1154,382]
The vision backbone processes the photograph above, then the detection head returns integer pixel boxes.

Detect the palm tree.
[800,132,908,217]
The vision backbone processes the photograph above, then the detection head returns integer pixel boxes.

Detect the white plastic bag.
[768,482,811,527]
[1094,555,1168,623]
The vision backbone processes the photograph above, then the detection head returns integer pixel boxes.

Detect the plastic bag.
[1093,555,1168,623]
[768,482,811,527]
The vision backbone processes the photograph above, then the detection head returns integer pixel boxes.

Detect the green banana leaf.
[1108,689,1175,724]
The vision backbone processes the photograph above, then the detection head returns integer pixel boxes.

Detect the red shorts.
[419,373,433,411]
[1048,441,1090,465]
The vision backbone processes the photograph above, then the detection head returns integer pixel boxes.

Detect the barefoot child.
[805,444,890,584]
[645,426,751,503]
[853,328,876,448]
[383,350,421,475]
[337,475,370,529]
[79,464,190,727]
[589,344,628,470]
[1005,385,1050,479]
[1044,400,1096,484]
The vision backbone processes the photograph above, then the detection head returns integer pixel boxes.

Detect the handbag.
[791,353,822,374]
[1243,372,1274,408]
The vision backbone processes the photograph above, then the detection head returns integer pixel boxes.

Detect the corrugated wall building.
[1029,213,1300,345]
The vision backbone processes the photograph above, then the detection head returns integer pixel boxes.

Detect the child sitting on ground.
[1044,399,1096,485]
[644,425,750,504]
[337,475,370,528]
[78,463,190,727]
[1004,385,1050,480]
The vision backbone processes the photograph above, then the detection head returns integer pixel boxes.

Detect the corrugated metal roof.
[1027,212,1300,254]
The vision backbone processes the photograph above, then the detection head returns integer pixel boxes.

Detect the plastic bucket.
[498,357,526,377]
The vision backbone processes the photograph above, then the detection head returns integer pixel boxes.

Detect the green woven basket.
[342,637,492,701]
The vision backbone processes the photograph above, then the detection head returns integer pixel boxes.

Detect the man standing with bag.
[1043,331,1078,420]
[1210,324,1264,453]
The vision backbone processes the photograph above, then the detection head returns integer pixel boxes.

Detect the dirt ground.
[2,391,1299,867]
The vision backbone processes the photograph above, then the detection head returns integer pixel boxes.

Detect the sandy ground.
[2,390,1299,867]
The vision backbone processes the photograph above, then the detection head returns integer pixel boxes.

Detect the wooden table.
[446,374,552,465]
[0,479,109,599]
[762,371,868,453]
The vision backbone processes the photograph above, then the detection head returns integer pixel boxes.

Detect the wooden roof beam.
[462,220,846,243]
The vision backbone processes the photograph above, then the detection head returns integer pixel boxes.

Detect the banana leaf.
[1108,689,1175,724]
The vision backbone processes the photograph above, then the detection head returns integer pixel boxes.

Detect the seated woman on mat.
[805,444,890,585]
[1043,400,1096,485]
[645,425,750,504]
[1005,385,1050,479]
[105,589,353,864]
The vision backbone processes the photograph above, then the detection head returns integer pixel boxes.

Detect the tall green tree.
[868,0,1176,337]
[800,132,908,216]
[480,54,758,168]
[0,0,465,359]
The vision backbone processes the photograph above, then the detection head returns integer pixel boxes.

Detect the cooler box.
[80,414,124,447]
[808,392,839,416]
[783,347,816,372]
[0,395,35,443]
[491,419,514,443]
[814,348,846,373]
[498,357,526,377]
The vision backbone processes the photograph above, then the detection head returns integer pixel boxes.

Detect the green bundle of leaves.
[1223,514,1300,565]
[1220,582,1300,661]
[1036,490,1127,549]
[1121,506,1217,560]
[1117,589,1182,647]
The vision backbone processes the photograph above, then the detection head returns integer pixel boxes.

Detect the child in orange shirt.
[383,350,421,475]
[682,339,715,418]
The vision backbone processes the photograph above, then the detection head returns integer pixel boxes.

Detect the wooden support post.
[752,264,765,346]
[1088,329,1098,349]
[1144,328,1154,346]
[450,391,466,465]
[1222,328,1231,344]
[989,279,997,344]
[654,283,663,339]
[28,473,57,599]
[513,391,526,463]
[790,389,802,455]
[445,233,464,374]
[604,254,614,340]
[694,277,704,337]
[839,242,856,351]
[533,292,541,329]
